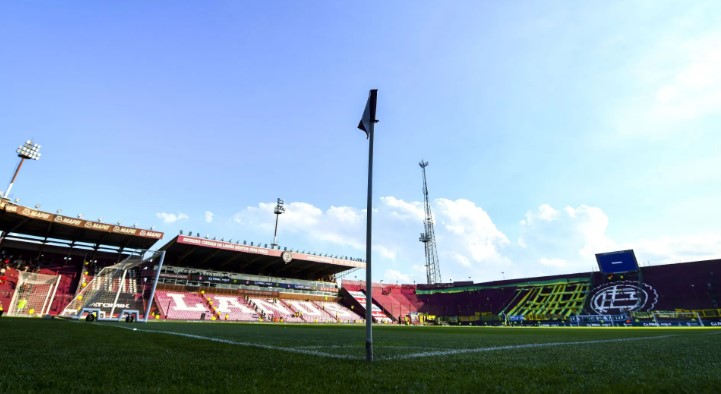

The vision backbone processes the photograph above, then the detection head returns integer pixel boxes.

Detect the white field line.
[383,335,674,360]
[109,325,363,360]
[295,345,431,350]
[301,331,721,354]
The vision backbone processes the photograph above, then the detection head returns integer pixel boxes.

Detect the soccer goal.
[650,311,704,327]
[570,314,625,327]
[60,250,164,322]
[7,271,61,317]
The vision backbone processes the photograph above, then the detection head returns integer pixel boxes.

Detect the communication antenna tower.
[418,161,442,284]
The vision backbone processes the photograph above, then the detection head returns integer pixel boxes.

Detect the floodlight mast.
[418,161,442,285]
[271,198,285,249]
[3,140,41,201]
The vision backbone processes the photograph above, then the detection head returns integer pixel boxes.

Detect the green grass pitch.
[1,317,720,393]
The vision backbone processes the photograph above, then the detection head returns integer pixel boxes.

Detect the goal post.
[60,250,164,321]
[7,271,61,317]
[570,314,623,326]
[651,311,704,327]
[143,250,165,322]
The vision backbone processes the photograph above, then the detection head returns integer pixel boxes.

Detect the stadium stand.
[341,281,363,293]
[503,279,590,320]
[398,284,424,310]
[344,290,391,323]
[371,285,416,320]
[248,297,304,323]
[314,300,362,323]
[155,291,214,320]
[416,287,517,316]
[632,260,719,311]
[205,293,259,321]
[0,266,18,312]
[282,299,334,323]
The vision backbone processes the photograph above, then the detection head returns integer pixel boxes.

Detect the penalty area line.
[383,335,675,361]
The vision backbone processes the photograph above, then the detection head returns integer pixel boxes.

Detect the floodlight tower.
[418,161,442,284]
[3,140,41,201]
[270,198,285,249]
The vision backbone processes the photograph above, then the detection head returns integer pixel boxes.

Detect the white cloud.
[538,257,568,268]
[228,198,721,283]
[614,30,721,137]
[537,204,559,221]
[231,197,511,283]
[275,202,323,229]
[156,212,189,224]
[515,203,721,278]
[650,43,721,123]
[435,198,510,265]
[380,196,424,222]
[411,264,426,274]
[517,238,527,248]
[374,244,397,261]
[572,205,615,258]
[327,206,362,225]
[314,232,364,250]
[233,201,365,252]
[517,204,616,275]
[384,269,412,283]
[204,211,214,223]
[627,233,721,266]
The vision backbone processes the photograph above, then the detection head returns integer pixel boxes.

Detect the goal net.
[60,251,162,321]
[648,311,703,326]
[7,271,61,317]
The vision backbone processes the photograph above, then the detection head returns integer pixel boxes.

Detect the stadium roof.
[158,235,365,281]
[0,237,136,263]
[0,200,163,252]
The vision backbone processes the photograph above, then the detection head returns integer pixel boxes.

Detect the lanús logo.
[589,280,658,315]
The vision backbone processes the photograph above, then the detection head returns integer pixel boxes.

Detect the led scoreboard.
[595,249,639,274]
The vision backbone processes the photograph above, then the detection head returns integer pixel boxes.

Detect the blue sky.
[2,1,720,283]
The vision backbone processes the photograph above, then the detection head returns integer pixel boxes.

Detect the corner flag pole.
[365,103,375,363]
[357,89,378,362]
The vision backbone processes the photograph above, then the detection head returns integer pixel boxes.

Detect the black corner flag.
[358,89,378,362]
[358,89,378,139]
